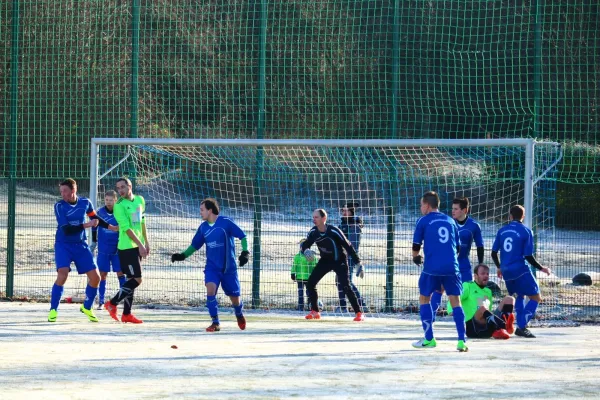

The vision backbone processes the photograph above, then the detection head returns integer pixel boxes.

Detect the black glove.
[171,253,186,262]
[291,274,296,281]
[413,255,423,266]
[239,250,250,267]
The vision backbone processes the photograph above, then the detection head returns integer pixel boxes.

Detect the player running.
[491,205,552,338]
[91,190,126,309]
[49,178,117,323]
[171,198,250,332]
[301,209,365,322]
[411,191,468,352]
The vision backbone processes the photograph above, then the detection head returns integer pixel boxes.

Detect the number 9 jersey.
[412,211,460,275]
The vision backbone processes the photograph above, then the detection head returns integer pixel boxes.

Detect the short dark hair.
[343,202,359,216]
[452,197,469,211]
[116,177,132,186]
[473,264,489,275]
[105,190,118,198]
[59,178,77,190]
[315,208,327,218]
[201,198,220,215]
[421,191,440,209]
[510,205,525,221]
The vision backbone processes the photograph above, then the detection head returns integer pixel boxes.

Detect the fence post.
[129,0,141,189]
[251,0,268,308]
[6,0,21,298]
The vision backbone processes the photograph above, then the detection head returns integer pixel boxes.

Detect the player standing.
[430,197,485,318]
[491,205,551,338]
[104,177,149,324]
[301,209,365,322]
[171,198,250,332]
[411,191,468,351]
[336,202,365,312]
[91,190,126,309]
[49,178,117,322]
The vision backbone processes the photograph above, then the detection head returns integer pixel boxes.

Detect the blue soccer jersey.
[412,211,460,275]
[456,217,484,270]
[93,206,119,254]
[191,216,246,272]
[54,197,96,244]
[491,221,534,280]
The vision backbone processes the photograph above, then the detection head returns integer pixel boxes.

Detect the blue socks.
[118,275,127,287]
[83,284,98,310]
[516,295,526,328]
[523,299,539,327]
[98,280,107,304]
[50,283,64,310]
[234,301,244,317]
[452,306,466,341]
[430,291,442,322]
[207,295,219,324]
[419,304,434,341]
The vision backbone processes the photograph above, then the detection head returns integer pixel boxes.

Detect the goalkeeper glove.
[413,255,423,266]
[239,250,250,267]
[291,274,296,281]
[355,263,365,279]
[89,242,97,254]
[171,253,186,262]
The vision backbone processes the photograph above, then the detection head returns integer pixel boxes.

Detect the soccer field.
[1,303,599,399]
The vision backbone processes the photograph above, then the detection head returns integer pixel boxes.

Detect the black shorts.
[118,248,142,278]
[466,309,503,339]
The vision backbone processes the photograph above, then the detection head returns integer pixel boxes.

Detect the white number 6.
[438,227,449,243]
[503,237,513,252]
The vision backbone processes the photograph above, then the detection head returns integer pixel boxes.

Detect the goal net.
[91,139,569,323]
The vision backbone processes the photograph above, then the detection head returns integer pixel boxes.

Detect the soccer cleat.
[97,301,104,310]
[503,314,515,334]
[515,327,536,338]
[80,305,99,322]
[411,338,437,348]
[334,306,348,313]
[104,302,119,321]
[236,314,246,330]
[457,340,469,352]
[492,329,510,340]
[206,323,221,332]
[48,309,58,323]
[353,312,365,322]
[305,310,321,320]
[121,314,143,324]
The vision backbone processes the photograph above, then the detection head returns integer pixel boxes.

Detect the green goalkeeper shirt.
[448,281,493,321]
[291,252,316,281]
[114,195,146,250]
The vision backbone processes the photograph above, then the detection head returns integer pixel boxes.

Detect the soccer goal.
[90,138,566,321]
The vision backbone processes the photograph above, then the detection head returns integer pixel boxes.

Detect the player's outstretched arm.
[238,237,250,266]
[171,245,197,262]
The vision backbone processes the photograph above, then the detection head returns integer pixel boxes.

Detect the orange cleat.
[121,313,143,324]
[236,315,246,330]
[206,323,221,332]
[104,302,119,321]
[503,313,515,334]
[353,312,365,322]
[305,311,321,320]
[492,329,510,340]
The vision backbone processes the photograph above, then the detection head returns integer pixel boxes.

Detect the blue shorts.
[204,269,241,297]
[97,252,121,273]
[504,271,540,297]
[419,272,462,297]
[459,266,473,283]
[54,242,96,274]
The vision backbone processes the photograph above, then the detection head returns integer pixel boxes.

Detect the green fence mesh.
[1,1,598,318]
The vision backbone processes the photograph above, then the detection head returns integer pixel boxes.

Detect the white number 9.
[438,227,449,243]
[503,237,513,252]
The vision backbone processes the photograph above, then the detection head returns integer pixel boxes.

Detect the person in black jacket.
[336,202,365,312]
[301,209,365,322]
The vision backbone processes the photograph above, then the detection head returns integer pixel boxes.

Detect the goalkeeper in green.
[448,264,516,339]
[291,240,317,311]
